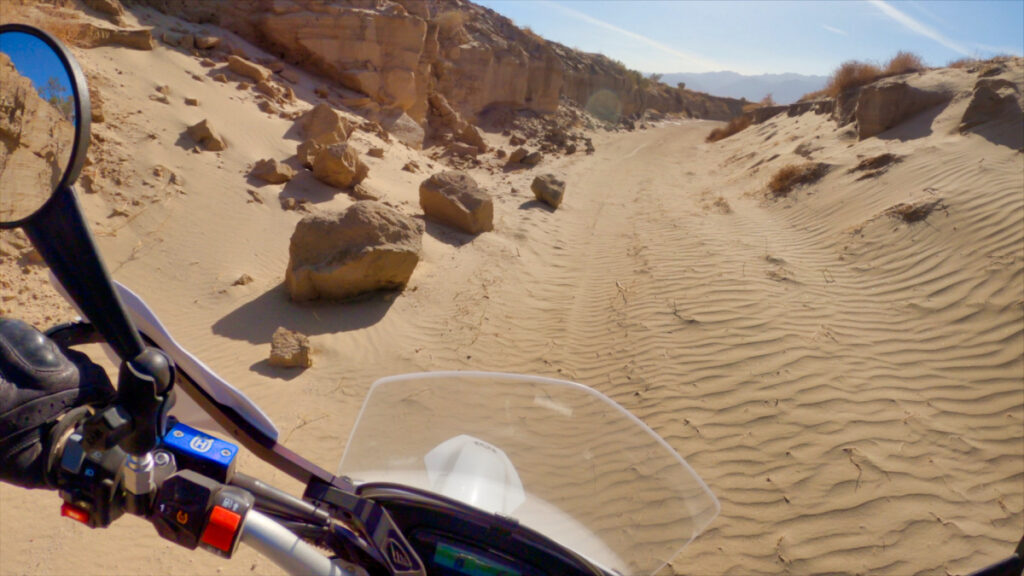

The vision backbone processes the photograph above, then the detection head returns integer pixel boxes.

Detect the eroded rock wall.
[134,0,743,125]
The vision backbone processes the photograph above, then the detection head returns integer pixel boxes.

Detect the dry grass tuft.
[521,26,546,44]
[948,57,981,69]
[884,51,925,75]
[767,163,829,197]
[434,10,469,35]
[849,153,901,173]
[884,199,944,223]
[825,60,883,97]
[803,51,927,100]
[706,115,752,142]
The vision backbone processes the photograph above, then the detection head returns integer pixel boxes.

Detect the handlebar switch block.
[56,432,128,528]
[152,470,253,558]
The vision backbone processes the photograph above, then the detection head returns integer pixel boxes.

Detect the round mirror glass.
[0,29,80,223]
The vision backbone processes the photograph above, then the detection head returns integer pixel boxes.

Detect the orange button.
[60,502,91,525]
[200,506,241,552]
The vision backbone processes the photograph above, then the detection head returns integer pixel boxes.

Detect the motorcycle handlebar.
[240,510,356,576]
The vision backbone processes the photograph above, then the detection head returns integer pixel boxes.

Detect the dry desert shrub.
[884,51,925,75]
[521,26,546,44]
[767,162,829,197]
[948,57,981,69]
[434,10,469,34]
[802,51,926,100]
[825,60,883,97]
[706,115,752,142]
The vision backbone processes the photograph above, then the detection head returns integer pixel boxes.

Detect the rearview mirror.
[0,24,90,227]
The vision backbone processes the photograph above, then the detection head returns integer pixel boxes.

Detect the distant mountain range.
[660,71,829,105]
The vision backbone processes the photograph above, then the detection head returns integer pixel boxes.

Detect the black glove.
[0,318,115,489]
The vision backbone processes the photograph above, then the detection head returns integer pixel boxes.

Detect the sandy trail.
[1,99,1021,576]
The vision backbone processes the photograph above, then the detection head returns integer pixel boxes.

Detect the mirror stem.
[24,185,145,359]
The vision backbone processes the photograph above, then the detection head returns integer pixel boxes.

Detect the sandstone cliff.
[133,0,743,130]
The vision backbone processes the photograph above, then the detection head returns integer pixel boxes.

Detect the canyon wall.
[133,0,744,124]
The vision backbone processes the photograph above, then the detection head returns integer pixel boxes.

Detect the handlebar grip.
[241,510,356,576]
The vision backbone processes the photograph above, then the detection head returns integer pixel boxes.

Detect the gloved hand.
[0,318,115,489]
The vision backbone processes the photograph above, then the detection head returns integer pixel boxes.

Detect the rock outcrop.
[960,78,1022,131]
[0,53,76,218]
[137,0,745,129]
[419,171,493,234]
[285,201,422,301]
[855,80,953,139]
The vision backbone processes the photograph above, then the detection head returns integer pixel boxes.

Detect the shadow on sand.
[212,283,398,345]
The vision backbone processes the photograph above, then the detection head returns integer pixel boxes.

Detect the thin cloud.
[822,25,848,37]
[544,1,723,71]
[868,0,968,55]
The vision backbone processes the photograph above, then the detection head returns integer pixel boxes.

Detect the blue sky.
[475,0,1024,76]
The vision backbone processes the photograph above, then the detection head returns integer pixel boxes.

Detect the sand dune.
[1,5,1022,576]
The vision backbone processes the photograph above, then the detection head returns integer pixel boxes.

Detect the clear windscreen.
[337,372,719,576]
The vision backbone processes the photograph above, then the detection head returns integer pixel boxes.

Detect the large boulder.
[312,143,368,188]
[855,80,953,139]
[531,174,566,208]
[285,202,422,301]
[419,171,493,234]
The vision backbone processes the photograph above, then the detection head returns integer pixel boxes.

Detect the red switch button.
[200,505,242,553]
[60,502,91,525]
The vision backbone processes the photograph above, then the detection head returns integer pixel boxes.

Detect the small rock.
[200,58,216,68]
[566,143,577,155]
[195,36,221,50]
[184,97,199,106]
[269,327,312,368]
[495,148,507,159]
[447,142,479,157]
[522,151,544,166]
[314,85,330,98]
[402,161,419,173]
[508,147,528,164]
[298,102,351,143]
[312,143,369,189]
[531,174,566,208]
[213,73,228,83]
[186,119,226,151]
[227,55,271,82]
[351,184,379,200]
[279,68,300,84]
[296,139,322,169]
[368,147,385,158]
[419,171,494,234]
[251,158,295,184]
[233,273,254,286]
[509,135,525,146]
